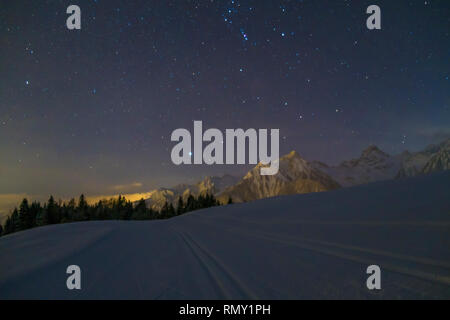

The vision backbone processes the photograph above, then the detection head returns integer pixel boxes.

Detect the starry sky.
[0,0,449,206]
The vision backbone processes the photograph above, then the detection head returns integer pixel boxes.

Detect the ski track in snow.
[173,227,259,299]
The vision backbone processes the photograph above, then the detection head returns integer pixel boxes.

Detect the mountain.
[395,150,430,178]
[142,188,178,211]
[311,139,450,186]
[141,151,341,207]
[421,147,450,174]
[140,139,450,208]
[217,151,340,203]
[312,145,403,187]
[396,139,450,178]
[143,174,239,210]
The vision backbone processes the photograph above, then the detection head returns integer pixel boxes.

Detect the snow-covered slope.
[217,151,340,203]
[1,171,449,299]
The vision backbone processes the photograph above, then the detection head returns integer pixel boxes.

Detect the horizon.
[1,0,449,218]
[1,136,448,218]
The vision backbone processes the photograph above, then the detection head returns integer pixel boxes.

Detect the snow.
[0,172,449,299]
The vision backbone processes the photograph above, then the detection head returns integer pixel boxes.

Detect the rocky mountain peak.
[421,148,449,174]
[284,150,301,159]
[218,150,340,203]
[360,145,389,159]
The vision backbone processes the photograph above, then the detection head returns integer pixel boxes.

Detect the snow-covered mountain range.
[141,138,449,208]
[311,145,401,187]
[142,175,240,210]
[216,151,340,203]
[396,139,450,178]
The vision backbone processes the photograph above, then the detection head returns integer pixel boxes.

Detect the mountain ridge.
[138,138,449,208]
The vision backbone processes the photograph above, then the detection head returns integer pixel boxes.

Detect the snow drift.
[0,171,449,299]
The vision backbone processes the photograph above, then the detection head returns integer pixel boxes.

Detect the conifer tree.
[29,201,41,227]
[168,203,175,217]
[1,189,226,236]
[122,201,133,220]
[65,198,75,221]
[132,198,147,220]
[36,207,49,226]
[75,194,88,221]
[11,209,20,232]
[18,198,30,230]
[3,216,12,234]
[46,196,59,224]
[185,195,196,212]
[160,201,169,218]
[176,196,184,215]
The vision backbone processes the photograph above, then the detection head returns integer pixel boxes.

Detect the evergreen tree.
[132,199,148,220]
[168,203,175,217]
[60,204,69,223]
[112,195,125,220]
[160,201,169,218]
[227,196,233,205]
[10,209,20,232]
[1,190,225,236]
[95,200,107,220]
[36,207,49,226]
[122,201,133,220]
[3,217,11,235]
[66,198,76,221]
[18,198,30,230]
[197,194,205,208]
[176,196,184,215]
[29,201,41,227]
[185,195,196,212]
[4,216,13,235]
[46,196,59,224]
[75,194,88,221]
[78,194,88,208]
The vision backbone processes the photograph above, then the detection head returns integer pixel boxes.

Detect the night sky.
[1,0,449,207]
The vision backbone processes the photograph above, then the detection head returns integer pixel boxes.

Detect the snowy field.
[0,172,449,299]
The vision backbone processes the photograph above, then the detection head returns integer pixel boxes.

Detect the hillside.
[0,171,449,299]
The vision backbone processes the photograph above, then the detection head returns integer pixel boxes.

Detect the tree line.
[0,193,233,237]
